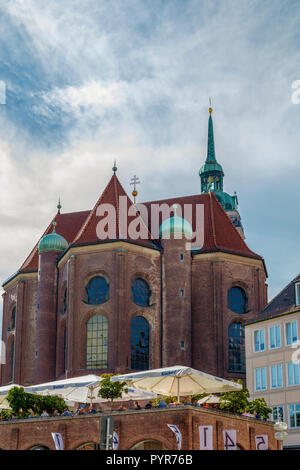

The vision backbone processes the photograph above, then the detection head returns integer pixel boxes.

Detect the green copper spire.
[199,105,237,212]
[112,160,117,175]
[206,107,216,163]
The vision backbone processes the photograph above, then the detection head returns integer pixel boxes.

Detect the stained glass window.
[228,287,247,314]
[131,316,149,370]
[86,315,108,369]
[131,278,151,307]
[228,322,245,373]
[86,277,109,305]
[10,306,16,330]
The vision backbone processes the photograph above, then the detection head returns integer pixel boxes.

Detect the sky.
[0,0,300,317]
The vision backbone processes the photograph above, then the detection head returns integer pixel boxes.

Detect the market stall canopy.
[111,366,242,401]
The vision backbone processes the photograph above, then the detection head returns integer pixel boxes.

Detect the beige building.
[245,275,300,449]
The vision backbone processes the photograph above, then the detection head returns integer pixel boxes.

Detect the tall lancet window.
[228,322,245,373]
[131,316,149,370]
[10,339,15,382]
[86,315,108,369]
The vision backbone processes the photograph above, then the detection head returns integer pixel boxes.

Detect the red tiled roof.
[142,192,263,261]
[72,175,154,248]
[19,210,90,273]
[17,176,264,277]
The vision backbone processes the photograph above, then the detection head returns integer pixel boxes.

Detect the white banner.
[167,424,182,450]
[113,431,119,450]
[199,425,213,450]
[51,432,64,450]
[223,430,236,450]
[255,435,268,450]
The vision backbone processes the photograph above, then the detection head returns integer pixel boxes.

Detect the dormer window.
[295,282,300,306]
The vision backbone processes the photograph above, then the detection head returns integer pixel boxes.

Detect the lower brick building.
[0,407,279,451]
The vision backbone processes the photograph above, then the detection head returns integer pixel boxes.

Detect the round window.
[228,287,247,314]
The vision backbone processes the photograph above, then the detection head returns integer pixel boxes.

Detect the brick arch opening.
[130,439,168,450]
[28,445,50,450]
[76,442,100,450]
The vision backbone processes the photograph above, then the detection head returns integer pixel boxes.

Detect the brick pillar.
[35,251,59,384]
[115,249,126,372]
[66,255,76,377]
[13,280,25,383]
[0,292,8,385]
[212,260,224,377]
[161,237,192,367]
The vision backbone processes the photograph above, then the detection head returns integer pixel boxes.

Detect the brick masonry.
[0,242,267,386]
[0,407,279,450]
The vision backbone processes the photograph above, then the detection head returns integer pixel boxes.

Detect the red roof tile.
[19,210,90,273]
[17,177,264,278]
[72,175,154,248]
[142,192,263,261]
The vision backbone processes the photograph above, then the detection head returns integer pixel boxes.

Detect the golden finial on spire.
[130,175,140,204]
[209,97,213,115]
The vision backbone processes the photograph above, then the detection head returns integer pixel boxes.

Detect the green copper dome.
[214,190,236,211]
[38,222,68,253]
[159,205,193,239]
[199,161,224,176]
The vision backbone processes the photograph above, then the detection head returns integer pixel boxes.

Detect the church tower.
[35,222,68,384]
[199,106,245,239]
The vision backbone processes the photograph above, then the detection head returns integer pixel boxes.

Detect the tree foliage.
[219,380,272,420]
[219,379,250,414]
[7,386,67,417]
[246,398,272,420]
[98,374,128,409]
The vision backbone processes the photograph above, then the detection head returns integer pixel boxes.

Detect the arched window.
[131,316,149,370]
[228,322,245,373]
[131,278,151,307]
[10,306,16,330]
[10,339,15,382]
[62,289,67,314]
[228,287,248,314]
[86,315,108,369]
[85,277,109,305]
[63,328,67,373]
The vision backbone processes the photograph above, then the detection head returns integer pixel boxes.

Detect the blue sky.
[0,0,300,312]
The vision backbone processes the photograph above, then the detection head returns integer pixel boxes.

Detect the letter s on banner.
[51,432,64,450]
[167,424,182,450]
[113,431,119,450]
[199,425,213,450]
[223,430,236,450]
[255,435,268,450]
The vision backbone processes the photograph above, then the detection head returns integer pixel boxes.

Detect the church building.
[0,108,268,387]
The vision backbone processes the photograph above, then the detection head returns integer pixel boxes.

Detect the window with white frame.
[287,362,300,386]
[253,329,265,352]
[269,325,281,349]
[289,403,300,428]
[285,321,298,346]
[255,367,267,391]
[295,283,300,306]
[270,364,283,389]
[272,405,284,422]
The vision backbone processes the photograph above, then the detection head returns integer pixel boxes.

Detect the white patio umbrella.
[111,365,242,402]
[197,394,222,405]
[24,375,156,405]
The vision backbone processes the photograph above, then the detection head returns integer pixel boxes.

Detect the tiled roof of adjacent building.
[247,273,300,324]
